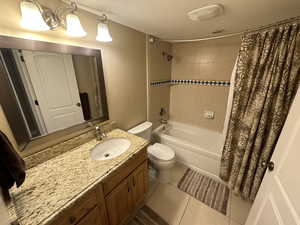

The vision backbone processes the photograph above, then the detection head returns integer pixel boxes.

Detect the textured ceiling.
[74,0,300,41]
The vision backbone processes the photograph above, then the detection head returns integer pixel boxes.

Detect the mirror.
[0,36,109,153]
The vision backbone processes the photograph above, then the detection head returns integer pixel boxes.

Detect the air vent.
[188,4,224,21]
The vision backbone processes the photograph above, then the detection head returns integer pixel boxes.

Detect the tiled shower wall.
[170,36,241,133]
[147,36,172,129]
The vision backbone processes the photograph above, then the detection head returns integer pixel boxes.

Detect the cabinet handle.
[133,177,135,187]
[69,216,76,224]
[128,182,130,192]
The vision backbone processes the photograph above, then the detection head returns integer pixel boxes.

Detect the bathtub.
[153,121,223,178]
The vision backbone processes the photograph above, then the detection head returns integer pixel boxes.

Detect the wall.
[0,0,147,131]
[170,36,241,133]
[147,36,172,128]
[0,106,16,224]
[0,188,9,225]
[0,105,18,149]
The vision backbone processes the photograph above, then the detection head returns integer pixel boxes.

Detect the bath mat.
[178,168,230,215]
[128,205,169,225]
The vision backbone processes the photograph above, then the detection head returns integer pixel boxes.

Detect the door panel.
[132,162,148,207]
[246,89,300,225]
[105,178,133,225]
[277,130,300,214]
[255,195,282,225]
[22,51,84,133]
[76,206,102,225]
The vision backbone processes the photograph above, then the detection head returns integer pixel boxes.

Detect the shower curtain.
[220,22,300,201]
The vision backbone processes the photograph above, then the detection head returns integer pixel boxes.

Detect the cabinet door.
[105,178,133,225]
[76,206,102,225]
[131,161,148,208]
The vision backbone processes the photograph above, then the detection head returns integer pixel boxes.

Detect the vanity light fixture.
[96,14,112,42]
[66,13,87,37]
[20,0,86,37]
[20,0,50,31]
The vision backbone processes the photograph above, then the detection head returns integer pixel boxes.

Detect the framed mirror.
[0,36,109,155]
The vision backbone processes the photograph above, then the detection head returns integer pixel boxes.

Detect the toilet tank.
[128,121,153,141]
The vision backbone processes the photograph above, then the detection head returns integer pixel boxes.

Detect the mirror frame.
[0,35,109,156]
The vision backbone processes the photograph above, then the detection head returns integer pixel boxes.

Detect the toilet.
[128,121,176,183]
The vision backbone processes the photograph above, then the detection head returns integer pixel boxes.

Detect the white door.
[245,89,300,225]
[22,51,84,134]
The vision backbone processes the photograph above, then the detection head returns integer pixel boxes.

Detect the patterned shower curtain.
[220,22,300,201]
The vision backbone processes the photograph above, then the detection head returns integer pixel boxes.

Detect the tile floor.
[146,163,252,225]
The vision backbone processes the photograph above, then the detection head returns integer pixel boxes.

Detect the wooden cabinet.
[76,206,103,225]
[102,149,147,195]
[105,161,148,225]
[49,184,108,225]
[105,178,133,225]
[131,162,148,208]
[50,148,148,225]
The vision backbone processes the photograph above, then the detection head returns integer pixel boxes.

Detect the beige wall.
[0,106,15,224]
[170,36,241,132]
[0,188,9,225]
[0,106,18,149]
[147,37,172,128]
[0,0,147,130]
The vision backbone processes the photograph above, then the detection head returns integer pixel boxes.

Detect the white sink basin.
[90,138,131,161]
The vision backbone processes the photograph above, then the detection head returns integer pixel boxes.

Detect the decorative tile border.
[171,79,231,86]
[150,79,230,87]
[150,80,171,86]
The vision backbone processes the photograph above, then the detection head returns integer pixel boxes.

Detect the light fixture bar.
[20,0,112,41]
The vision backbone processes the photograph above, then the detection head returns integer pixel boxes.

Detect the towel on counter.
[0,131,26,203]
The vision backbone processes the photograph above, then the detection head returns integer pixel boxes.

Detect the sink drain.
[104,153,110,158]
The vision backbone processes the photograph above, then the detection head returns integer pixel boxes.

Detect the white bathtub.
[153,121,223,178]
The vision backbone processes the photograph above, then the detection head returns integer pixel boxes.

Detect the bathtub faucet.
[160,107,169,125]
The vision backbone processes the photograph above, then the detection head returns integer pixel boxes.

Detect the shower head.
[162,51,173,61]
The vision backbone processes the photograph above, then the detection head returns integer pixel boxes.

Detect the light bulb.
[66,13,87,37]
[96,22,112,42]
[20,1,50,31]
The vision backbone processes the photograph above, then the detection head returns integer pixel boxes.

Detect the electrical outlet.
[204,110,215,119]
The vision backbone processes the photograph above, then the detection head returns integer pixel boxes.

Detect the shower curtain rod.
[162,16,300,43]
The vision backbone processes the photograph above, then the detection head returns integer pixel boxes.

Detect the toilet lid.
[147,143,175,161]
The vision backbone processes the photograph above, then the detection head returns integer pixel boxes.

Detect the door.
[245,89,300,225]
[131,162,148,208]
[22,51,84,133]
[105,177,133,225]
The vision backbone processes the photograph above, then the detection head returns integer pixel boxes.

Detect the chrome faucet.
[95,125,107,141]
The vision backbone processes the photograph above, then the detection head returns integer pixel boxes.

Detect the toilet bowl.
[128,121,176,183]
[147,143,175,183]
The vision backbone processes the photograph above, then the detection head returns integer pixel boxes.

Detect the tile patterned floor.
[146,163,253,225]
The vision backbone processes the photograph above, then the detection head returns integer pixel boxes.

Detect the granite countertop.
[11,129,149,225]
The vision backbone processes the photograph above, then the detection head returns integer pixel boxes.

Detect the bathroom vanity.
[0,35,149,225]
[49,150,148,225]
[10,129,149,225]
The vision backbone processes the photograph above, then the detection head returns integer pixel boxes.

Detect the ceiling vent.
[188,4,224,21]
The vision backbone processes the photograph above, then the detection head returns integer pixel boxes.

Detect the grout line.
[228,191,233,225]
[178,196,190,225]
[228,190,232,219]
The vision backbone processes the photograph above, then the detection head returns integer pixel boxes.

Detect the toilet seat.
[147,143,175,161]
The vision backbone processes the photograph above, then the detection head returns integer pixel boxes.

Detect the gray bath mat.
[178,168,230,215]
[128,205,169,225]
